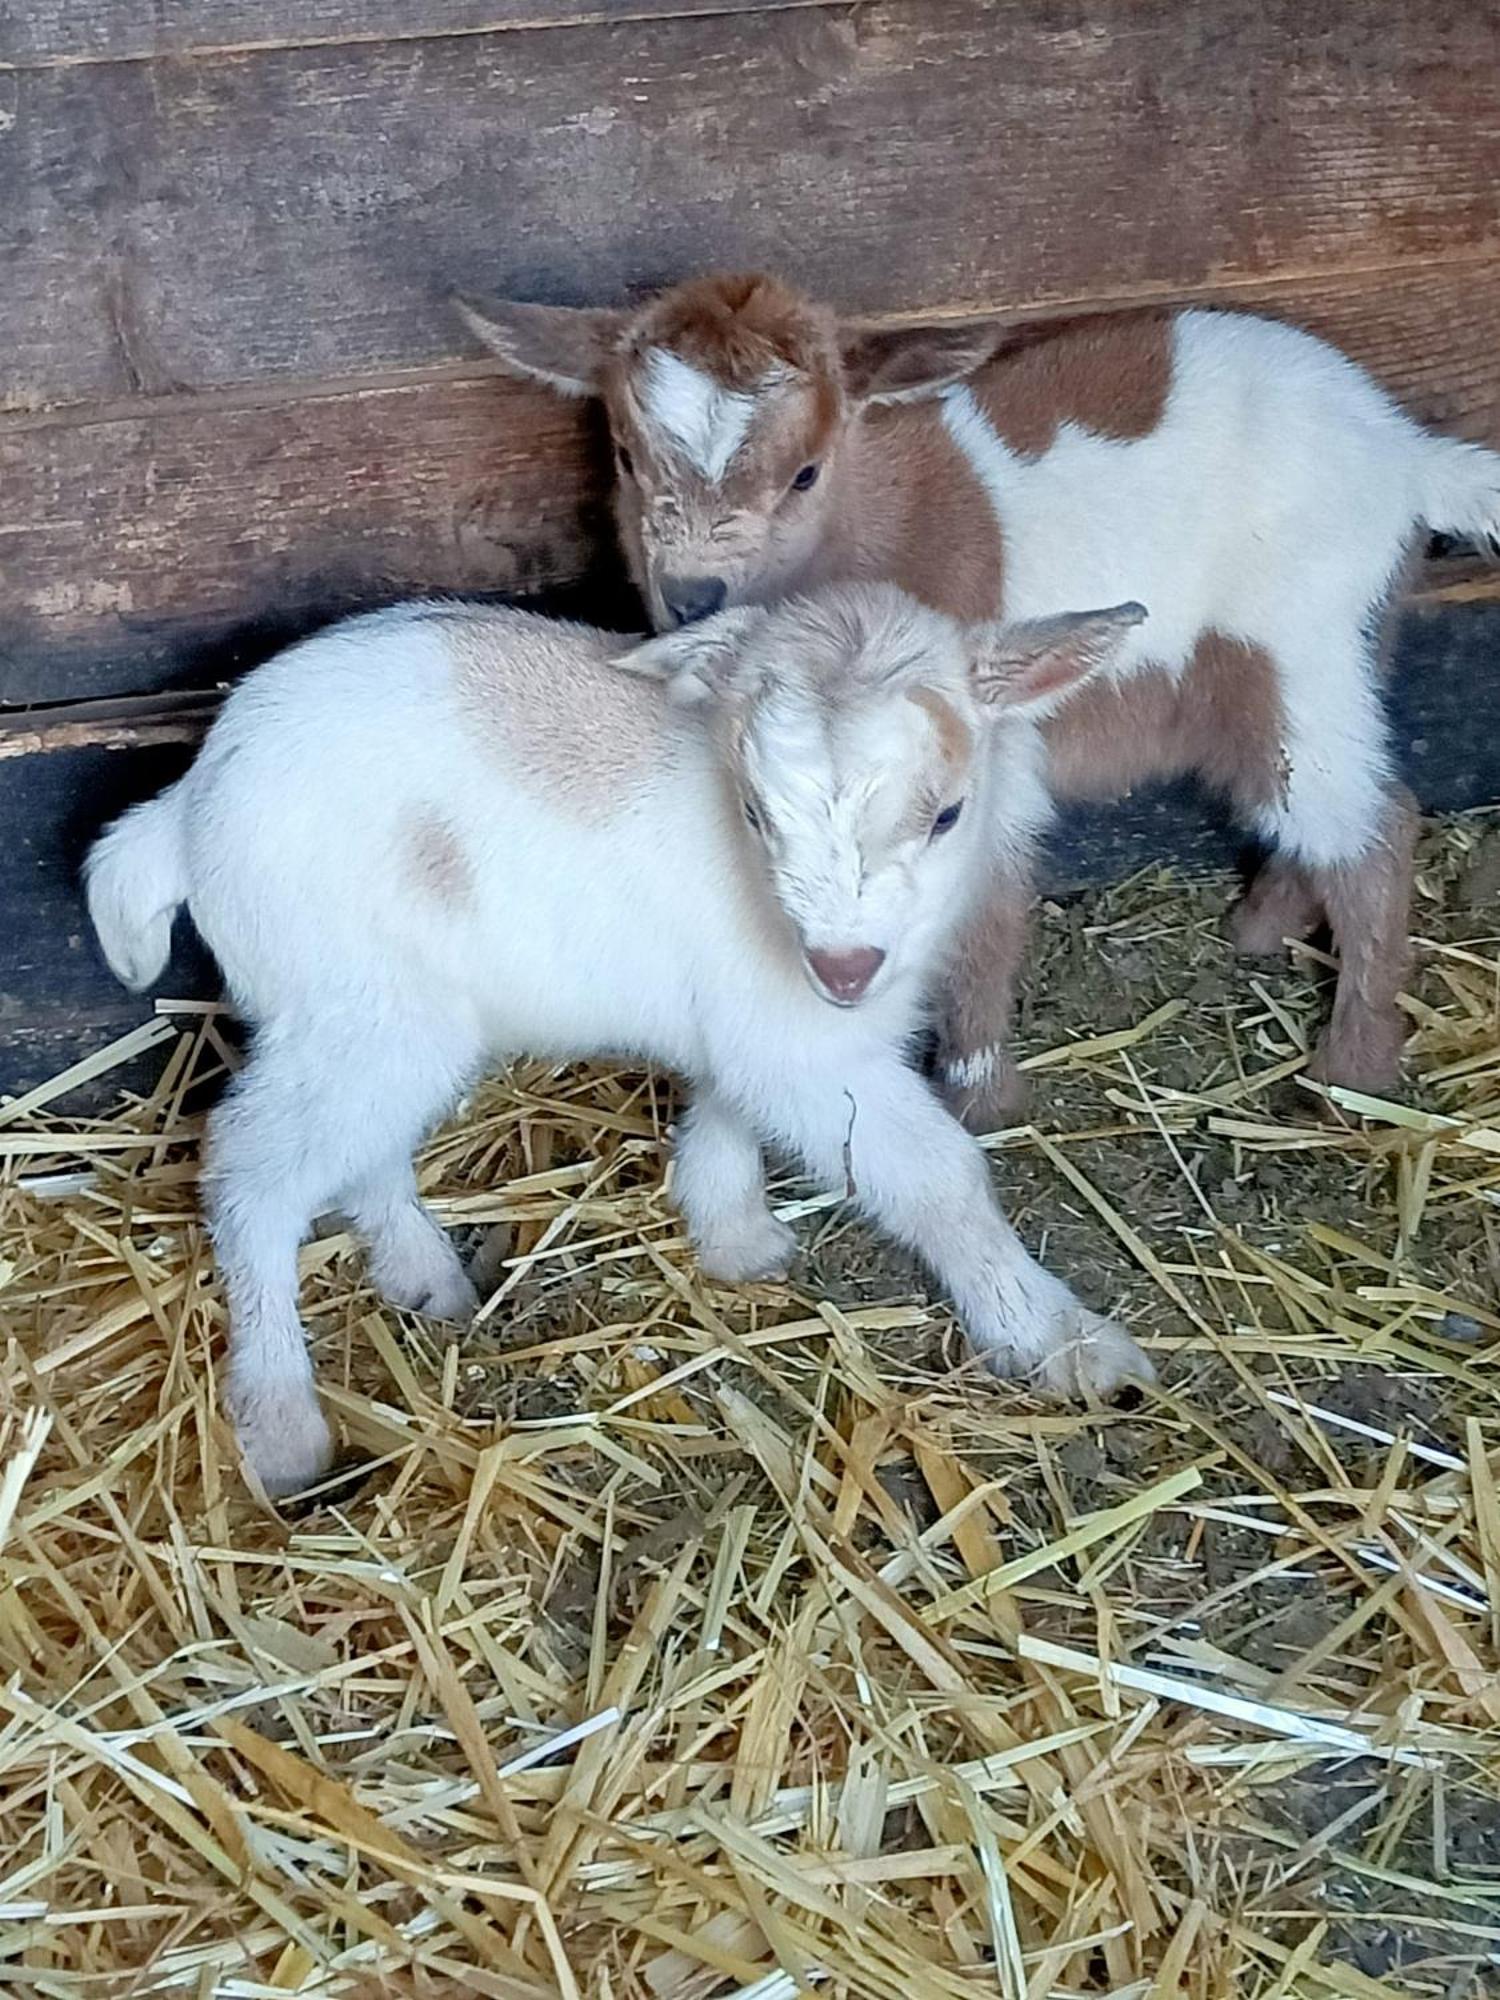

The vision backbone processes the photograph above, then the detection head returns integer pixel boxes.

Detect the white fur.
[641,347,767,484]
[941,309,1500,867]
[942,1046,1001,1091]
[86,587,1153,1494]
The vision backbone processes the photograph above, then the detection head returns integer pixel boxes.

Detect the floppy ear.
[452,294,626,397]
[839,319,1001,405]
[612,607,767,705]
[971,603,1147,715]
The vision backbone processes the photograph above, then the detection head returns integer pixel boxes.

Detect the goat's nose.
[806,946,887,1005]
[662,576,728,626]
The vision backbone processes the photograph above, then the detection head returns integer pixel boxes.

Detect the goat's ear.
[612,607,766,705]
[971,603,1147,715]
[839,320,1000,405]
[452,294,626,397]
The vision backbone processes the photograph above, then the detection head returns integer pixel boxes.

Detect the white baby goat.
[86,584,1152,1496]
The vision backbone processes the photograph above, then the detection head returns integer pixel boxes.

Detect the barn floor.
[3,816,1500,1999]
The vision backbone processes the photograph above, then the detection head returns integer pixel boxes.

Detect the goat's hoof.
[696,1211,797,1284]
[1033,1310,1157,1403]
[230,1377,336,1499]
[1229,870,1325,958]
[412,1270,483,1323]
[377,1257,480,1323]
[1306,1014,1405,1105]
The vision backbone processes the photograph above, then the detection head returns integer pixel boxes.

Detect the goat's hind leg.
[1230,852,1326,957]
[344,1160,479,1321]
[1252,615,1415,1098]
[206,1024,468,1496]
[1304,784,1418,1096]
[206,1049,342,1497]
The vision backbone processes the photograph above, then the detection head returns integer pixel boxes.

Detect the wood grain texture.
[4,0,1499,413]
[6,602,1498,1097]
[0,1,838,69]
[0,370,634,702]
[7,264,1500,703]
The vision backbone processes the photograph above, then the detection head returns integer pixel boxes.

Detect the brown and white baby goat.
[86,584,1150,1496]
[459,275,1500,1126]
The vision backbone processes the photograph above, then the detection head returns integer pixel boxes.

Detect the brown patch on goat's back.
[971,312,1173,460]
[446,611,665,819]
[1045,630,1287,816]
[404,813,474,909]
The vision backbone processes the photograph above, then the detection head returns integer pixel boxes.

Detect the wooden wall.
[5,0,1500,1086]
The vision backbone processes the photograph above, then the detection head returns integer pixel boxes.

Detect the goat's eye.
[743,797,763,833]
[616,444,635,479]
[931,800,964,838]
[790,462,820,493]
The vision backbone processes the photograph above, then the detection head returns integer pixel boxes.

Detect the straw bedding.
[2,815,1498,1998]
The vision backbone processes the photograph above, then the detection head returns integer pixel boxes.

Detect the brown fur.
[449,616,664,817]
[936,874,1033,1128]
[609,272,841,395]
[1308,786,1418,1095]
[1231,856,1326,956]
[906,684,974,771]
[830,405,1006,622]
[972,313,1173,460]
[403,812,473,909]
[1045,632,1288,817]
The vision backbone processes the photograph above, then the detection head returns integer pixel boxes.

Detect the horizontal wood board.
[0,0,841,68]
[4,0,1499,413]
[8,262,1500,703]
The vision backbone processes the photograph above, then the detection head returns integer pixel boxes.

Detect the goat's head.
[457,274,999,632]
[619,583,1145,1007]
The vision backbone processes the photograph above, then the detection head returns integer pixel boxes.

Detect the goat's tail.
[1415,433,1500,555]
[84,785,189,991]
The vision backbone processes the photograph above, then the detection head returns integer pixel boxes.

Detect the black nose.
[662,576,728,626]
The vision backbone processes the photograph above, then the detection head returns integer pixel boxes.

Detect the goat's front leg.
[934,869,1032,1135]
[674,1084,797,1282]
[768,1056,1153,1399]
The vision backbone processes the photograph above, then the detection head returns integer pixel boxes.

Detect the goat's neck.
[793,402,1005,625]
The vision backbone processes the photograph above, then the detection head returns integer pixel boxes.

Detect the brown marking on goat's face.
[970,313,1173,460]
[906,684,974,771]
[404,812,474,909]
[447,612,664,818]
[597,274,1019,629]
[1044,630,1286,816]
[598,276,847,629]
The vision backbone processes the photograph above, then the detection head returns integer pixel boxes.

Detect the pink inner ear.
[1014,649,1090,703]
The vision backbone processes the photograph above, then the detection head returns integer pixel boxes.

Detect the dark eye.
[616,444,635,479]
[790,462,820,493]
[743,796,763,832]
[931,800,964,838]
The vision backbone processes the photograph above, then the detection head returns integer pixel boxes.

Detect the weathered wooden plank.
[5,599,1498,1098]
[0,370,636,702]
[5,0,1499,413]
[0,1,837,70]
[8,261,1500,703]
